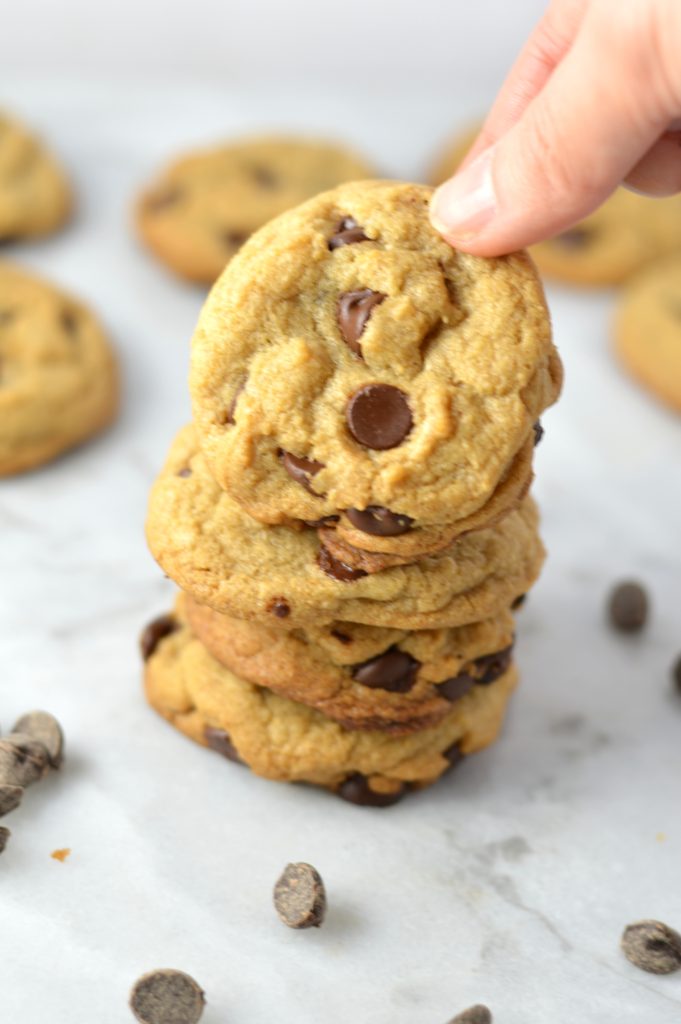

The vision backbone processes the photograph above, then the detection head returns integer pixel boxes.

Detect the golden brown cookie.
[136,136,377,283]
[613,255,681,412]
[0,112,72,241]
[0,263,119,476]
[145,425,545,630]
[183,592,516,733]
[142,611,519,805]
[190,179,561,559]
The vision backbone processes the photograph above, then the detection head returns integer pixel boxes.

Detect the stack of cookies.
[143,180,562,806]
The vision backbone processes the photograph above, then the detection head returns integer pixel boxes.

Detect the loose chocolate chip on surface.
[351,647,420,693]
[0,827,10,853]
[448,1005,492,1024]
[346,383,413,450]
[346,505,413,537]
[337,289,385,356]
[474,645,514,685]
[267,597,291,618]
[438,673,475,703]
[12,711,64,769]
[533,421,544,446]
[317,545,368,582]
[129,968,206,1024]
[280,450,325,493]
[621,920,681,975]
[204,727,243,765]
[673,654,681,694]
[608,581,649,633]
[0,784,23,817]
[338,773,406,807]
[273,862,327,929]
[0,735,50,788]
[140,614,179,661]
[328,216,369,250]
[176,466,192,478]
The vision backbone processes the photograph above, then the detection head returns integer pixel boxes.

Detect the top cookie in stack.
[189,180,562,567]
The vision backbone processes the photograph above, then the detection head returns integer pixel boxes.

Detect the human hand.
[430,0,681,256]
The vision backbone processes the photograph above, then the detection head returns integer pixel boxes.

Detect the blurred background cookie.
[0,111,72,242]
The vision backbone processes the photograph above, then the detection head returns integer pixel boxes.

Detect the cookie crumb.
[448,1005,492,1024]
[129,968,205,1024]
[608,580,648,632]
[621,919,681,974]
[273,862,327,929]
[51,848,71,862]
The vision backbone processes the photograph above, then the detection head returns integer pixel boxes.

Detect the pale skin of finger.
[624,132,681,195]
[431,0,681,256]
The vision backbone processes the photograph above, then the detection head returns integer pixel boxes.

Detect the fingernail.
[430,145,497,240]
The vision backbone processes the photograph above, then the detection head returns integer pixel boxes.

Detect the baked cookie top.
[0,112,72,241]
[145,425,545,629]
[136,135,377,283]
[0,263,119,476]
[190,180,561,545]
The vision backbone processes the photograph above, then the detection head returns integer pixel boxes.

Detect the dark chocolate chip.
[338,773,406,807]
[554,226,593,248]
[139,614,179,661]
[12,711,63,769]
[223,228,249,249]
[673,654,681,695]
[0,784,23,818]
[267,597,291,619]
[337,289,385,357]
[448,1006,492,1024]
[0,827,10,853]
[474,644,514,685]
[608,581,649,633]
[443,741,464,769]
[511,593,527,610]
[346,384,413,450]
[204,727,243,764]
[330,629,353,645]
[533,420,544,446]
[129,968,206,1024]
[317,545,368,582]
[60,309,78,336]
[176,466,192,478]
[351,647,420,693]
[346,505,413,537]
[303,515,340,528]
[251,165,278,189]
[438,673,475,703]
[145,185,183,212]
[328,216,370,250]
[621,920,681,975]
[273,862,327,929]
[280,450,325,494]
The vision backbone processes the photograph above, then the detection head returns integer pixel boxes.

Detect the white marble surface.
[1,80,681,1024]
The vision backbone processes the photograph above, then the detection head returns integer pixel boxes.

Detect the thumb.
[430,6,675,256]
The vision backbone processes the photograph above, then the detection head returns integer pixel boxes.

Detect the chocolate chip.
[328,216,370,250]
[511,593,527,610]
[621,920,681,975]
[438,673,475,703]
[12,711,64,769]
[448,1006,492,1024]
[204,727,243,764]
[330,629,353,645]
[474,644,514,685]
[303,515,340,528]
[145,186,183,212]
[0,310,15,326]
[346,505,413,536]
[0,735,50,788]
[346,384,413,450]
[267,597,290,618]
[280,450,325,494]
[554,226,593,248]
[351,647,420,693]
[60,309,78,336]
[317,545,368,582]
[223,228,249,249]
[0,235,19,246]
[177,466,192,477]
[0,827,10,854]
[338,773,406,807]
[608,581,649,633]
[139,614,179,661]
[0,784,23,817]
[672,654,681,694]
[273,862,327,929]
[129,968,206,1024]
[251,165,278,189]
[337,289,385,357]
[533,420,544,446]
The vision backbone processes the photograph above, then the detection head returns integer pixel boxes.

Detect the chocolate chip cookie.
[143,612,519,804]
[0,112,72,241]
[183,592,515,733]
[190,180,561,558]
[0,263,119,476]
[613,255,681,412]
[136,136,377,283]
[145,425,545,630]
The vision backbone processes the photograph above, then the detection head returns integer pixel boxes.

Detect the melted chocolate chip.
[280,450,325,494]
[511,593,527,610]
[338,773,406,807]
[204,727,244,764]
[351,647,420,693]
[328,216,370,250]
[533,421,544,446]
[337,289,385,357]
[177,466,192,478]
[251,165,278,189]
[139,614,179,661]
[474,644,514,685]
[303,515,340,528]
[346,384,413,450]
[443,741,464,769]
[267,597,291,619]
[317,545,368,582]
[60,309,78,335]
[346,505,413,537]
[438,673,475,703]
[330,629,353,645]
[555,226,593,248]
[223,228,249,249]
[145,185,183,211]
